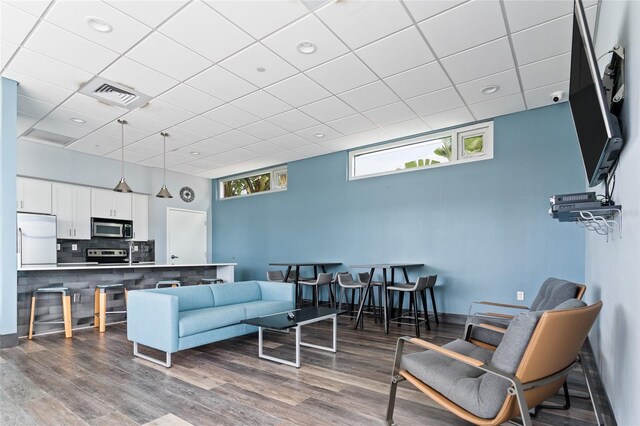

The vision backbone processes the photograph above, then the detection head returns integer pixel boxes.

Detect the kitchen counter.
[18,262,236,271]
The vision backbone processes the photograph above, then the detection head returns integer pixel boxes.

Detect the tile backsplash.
[57,238,155,263]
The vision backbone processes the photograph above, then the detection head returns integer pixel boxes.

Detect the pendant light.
[156,131,173,198]
[113,119,132,193]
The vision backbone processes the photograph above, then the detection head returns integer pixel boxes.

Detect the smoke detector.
[79,77,151,110]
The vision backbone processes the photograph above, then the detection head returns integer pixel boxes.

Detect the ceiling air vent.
[79,77,151,110]
[21,129,76,147]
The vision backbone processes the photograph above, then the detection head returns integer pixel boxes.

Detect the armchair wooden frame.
[386,301,603,426]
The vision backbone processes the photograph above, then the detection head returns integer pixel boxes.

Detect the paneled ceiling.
[1,0,599,179]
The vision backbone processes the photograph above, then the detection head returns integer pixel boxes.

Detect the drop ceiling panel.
[519,53,571,91]
[441,37,515,84]
[293,144,331,157]
[169,163,207,175]
[203,104,260,128]
[469,93,525,120]
[405,87,464,117]
[326,114,377,136]
[120,110,166,135]
[215,130,261,147]
[295,124,342,142]
[105,0,188,28]
[136,132,194,152]
[315,1,412,49]
[419,0,506,58]
[188,157,225,169]
[126,32,213,81]
[25,23,120,74]
[45,0,152,54]
[1,3,38,45]
[456,69,521,105]
[97,120,149,144]
[208,148,261,165]
[177,116,231,138]
[267,109,319,132]
[157,84,223,114]
[181,138,235,156]
[46,107,112,130]
[266,133,310,150]
[265,73,331,107]
[504,0,573,33]
[66,136,122,156]
[383,118,431,139]
[17,95,55,117]
[125,139,164,156]
[363,102,419,127]
[162,125,207,146]
[133,100,191,128]
[262,15,349,71]
[403,0,468,22]
[299,96,356,122]
[7,49,94,91]
[305,53,377,94]
[100,57,178,97]
[219,44,298,87]
[106,148,159,164]
[1,41,19,68]
[207,0,308,40]
[238,120,288,140]
[5,0,51,18]
[17,113,40,135]
[231,90,291,118]
[58,93,127,121]
[245,141,287,156]
[159,1,254,63]
[383,62,451,99]
[186,66,257,102]
[34,117,93,139]
[512,14,573,66]
[6,71,73,105]
[356,27,434,78]
[524,80,569,110]
[338,81,399,112]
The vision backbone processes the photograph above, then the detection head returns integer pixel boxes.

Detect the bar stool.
[156,280,181,288]
[29,287,72,339]
[387,275,436,337]
[202,278,223,284]
[94,283,127,333]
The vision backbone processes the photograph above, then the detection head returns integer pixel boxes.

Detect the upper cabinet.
[131,194,149,241]
[17,177,52,214]
[53,183,91,240]
[91,188,132,220]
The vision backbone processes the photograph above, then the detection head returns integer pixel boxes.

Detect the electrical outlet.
[73,293,81,303]
[56,243,61,250]
[134,245,139,252]
[72,244,78,251]
[516,291,525,301]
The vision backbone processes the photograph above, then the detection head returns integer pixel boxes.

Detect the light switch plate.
[72,244,78,251]
[56,244,61,250]
[134,245,139,252]
[516,291,525,301]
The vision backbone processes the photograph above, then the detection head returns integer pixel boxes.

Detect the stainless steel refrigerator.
[17,213,57,268]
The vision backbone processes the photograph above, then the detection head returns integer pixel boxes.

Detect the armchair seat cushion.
[179,305,245,337]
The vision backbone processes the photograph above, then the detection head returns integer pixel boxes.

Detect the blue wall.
[212,103,586,314]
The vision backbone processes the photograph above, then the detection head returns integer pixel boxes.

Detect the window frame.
[218,166,287,200]
[348,122,493,181]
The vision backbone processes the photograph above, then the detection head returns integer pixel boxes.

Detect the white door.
[167,209,207,265]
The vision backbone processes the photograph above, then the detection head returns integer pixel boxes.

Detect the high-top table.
[269,262,342,307]
[349,263,424,333]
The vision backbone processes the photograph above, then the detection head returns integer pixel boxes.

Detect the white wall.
[17,140,212,264]
[586,1,640,424]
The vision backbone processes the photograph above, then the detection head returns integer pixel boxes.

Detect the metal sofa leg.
[133,342,172,368]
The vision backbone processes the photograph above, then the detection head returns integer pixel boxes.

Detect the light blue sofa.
[127,281,295,367]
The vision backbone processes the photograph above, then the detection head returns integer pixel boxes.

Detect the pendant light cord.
[163,132,167,184]
[121,120,125,177]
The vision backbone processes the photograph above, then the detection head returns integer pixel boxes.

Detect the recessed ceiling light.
[256,67,266,72]
[190,151,200,155]
[297,41,317,54]
[481,85,499,95]
[85,16,113,33]
[70,117,86,123]
[313,132,325,138]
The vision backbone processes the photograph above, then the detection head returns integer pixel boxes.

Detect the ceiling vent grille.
[21,129,76,147]
[79,77,151,110]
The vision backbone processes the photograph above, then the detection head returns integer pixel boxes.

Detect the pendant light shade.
[156,131,173,198]
[114,119,132,193]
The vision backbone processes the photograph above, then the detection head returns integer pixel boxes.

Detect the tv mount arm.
[603,44,625,116]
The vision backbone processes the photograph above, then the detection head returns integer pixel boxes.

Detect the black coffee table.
[242,307,346,368]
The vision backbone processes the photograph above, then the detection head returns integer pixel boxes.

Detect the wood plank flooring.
[0,316,614,425]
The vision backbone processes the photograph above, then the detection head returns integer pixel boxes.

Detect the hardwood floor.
[0,316,614,425]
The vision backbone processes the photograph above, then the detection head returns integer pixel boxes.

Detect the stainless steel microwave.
[91,218,133,239]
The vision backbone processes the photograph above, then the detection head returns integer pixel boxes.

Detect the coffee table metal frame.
[248,308,342,368]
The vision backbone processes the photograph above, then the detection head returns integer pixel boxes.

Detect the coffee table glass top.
[241,307,346,330]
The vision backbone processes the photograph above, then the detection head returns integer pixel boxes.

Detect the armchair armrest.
[474,301,529,310]
[475,323,507,334]
[127,290,179,353]
[406,337,485,367]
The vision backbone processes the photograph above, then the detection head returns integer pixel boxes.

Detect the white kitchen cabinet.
[131,193,149,241]
[53,183,91,240]
[91,188,132,220]
[17,177,52,214]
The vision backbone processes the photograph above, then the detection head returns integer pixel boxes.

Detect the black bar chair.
[387,275,437,337]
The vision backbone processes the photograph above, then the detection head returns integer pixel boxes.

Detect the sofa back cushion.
[149,285,214,312]
[530,277,579,311]
[210,281,262,307]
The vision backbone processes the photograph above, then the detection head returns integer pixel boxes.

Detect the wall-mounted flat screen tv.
[569,0,623,187]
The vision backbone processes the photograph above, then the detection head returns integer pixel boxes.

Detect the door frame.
[166,207,207,264]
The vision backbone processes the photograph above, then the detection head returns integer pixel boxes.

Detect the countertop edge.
[18,263,237,272]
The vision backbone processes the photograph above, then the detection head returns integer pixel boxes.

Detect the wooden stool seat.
[29,287,72,339]
[156,280,181,288]
[94,283,127,333]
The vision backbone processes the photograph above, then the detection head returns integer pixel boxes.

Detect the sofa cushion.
[150,285,214,312]
[242,300,294,319]
[530,277,578,311]
[178,305,246,337]
[210,281,262,307]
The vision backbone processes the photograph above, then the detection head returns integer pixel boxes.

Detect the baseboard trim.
[439,313,467,325]
[0,333,18,348]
